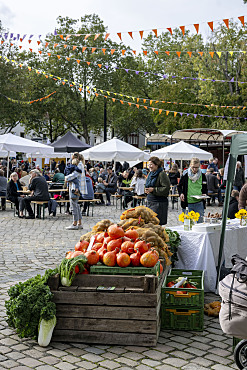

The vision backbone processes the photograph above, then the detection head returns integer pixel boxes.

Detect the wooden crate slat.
[55,317,157,334]
[56,304,158,321]
[72,274,147,288]
[52,329,157,346]
[52,291,158,307]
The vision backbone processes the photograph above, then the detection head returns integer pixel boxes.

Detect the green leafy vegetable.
[166,229,181,265]
[59,255,87,287]
[5,268,58,339]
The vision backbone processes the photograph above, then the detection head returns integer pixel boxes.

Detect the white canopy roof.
[26,152,71,159]
[151,140,213,161]
[81,137,150,162]
[0,133,54,155]
[0,150,16,157]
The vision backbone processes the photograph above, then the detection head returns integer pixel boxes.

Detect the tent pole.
[7,151,10,179]
[222,138,225,166]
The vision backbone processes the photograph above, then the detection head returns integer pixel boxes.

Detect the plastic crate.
[233,337,242,352]
[161,307,204,331]
[162,275,204,308]
[90,261,160,276]
[169,269,204,278]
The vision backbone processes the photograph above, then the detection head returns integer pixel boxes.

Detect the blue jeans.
[233,185,242,191]
[184,201,204,223]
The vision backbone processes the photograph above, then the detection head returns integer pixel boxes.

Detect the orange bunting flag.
[154,51,159,55]
[98,64,102,68]
[59,35,63,39]
[176,51,181,58]
[111,49,115,55]
[92,47,97,53]
[137,98,139,103]
[62,81,65,85]
[152,29,158,37]
[122,50,126,55]
[194,24,199,34]
[165,51,170,56]
[73,45,77,50]
[166,111,169,116]
[20,38,23,42]
[54,43,58,47]
[45,42,49,47]
[65,35,71,40]
[38,50,42,54]
[10,43,13,46]
[143,50,147,56]
[159,109,162,114]
[143,99,146,103]
[112,98,116,102]
[198,51,203,56]
[45,75,48,78]
[82,47,87,52]
[120,100,124,104]
[84,34,91,40]
[239,16,245,27]
[66,57,70,61]
[57,55,61,59]
[19,46,22,49]
[151,108,155,112]
[136,104,139,108]
[105,33,110,40]
[76,60,80,64]
[79,88,82,92]
[86,61,91,66]
[117,32,122,40]
[94,33,101,40]
[28,67,31,71]
[174,112,178,117]
[37,41,41,45]
[187,51,192,58]
[95,93,99,97]
[64,45,68,48]
[29,48,33,52]
[127,102,131,106]
[28,40,32,44]
[167,28,172,35]
[102,48,106,55]
[180,26,185,36]
[47,52,51,56]
[139,30,144,39]
[132,50,136,55]
[223,19,229,29]
[150,100,153,105]
[144,106,148,109]
[209,51,214,58]
[128,31,133,39]
[208,21,214,32]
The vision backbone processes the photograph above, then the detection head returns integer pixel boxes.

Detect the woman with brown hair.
[145,156,170,225]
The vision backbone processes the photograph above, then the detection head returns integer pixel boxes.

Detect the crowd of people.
[0,154,247,226]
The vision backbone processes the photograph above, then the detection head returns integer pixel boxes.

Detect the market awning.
[146,134,172,146]
[171,128,247,142]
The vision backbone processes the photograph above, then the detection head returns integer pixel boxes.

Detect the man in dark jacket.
[233,161,245,191]
[103,166,118,206]
[178,157,208,223]
[21,169,50,219]
[206,168,223,206]
[227,190,239,219]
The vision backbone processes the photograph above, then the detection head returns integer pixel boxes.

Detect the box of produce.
[169,269,204,278]
[90,261,160,276]
[161,307,204,331]
[162,274,204,307]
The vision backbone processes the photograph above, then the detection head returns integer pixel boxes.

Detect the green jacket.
[152,171,170,197]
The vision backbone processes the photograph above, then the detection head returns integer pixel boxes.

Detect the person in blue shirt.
[81,175,94,216]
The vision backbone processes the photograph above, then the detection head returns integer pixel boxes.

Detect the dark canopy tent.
[216,133,247,287]
[51,132,91,153]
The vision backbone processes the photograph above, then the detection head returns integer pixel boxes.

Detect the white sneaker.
[77,224,83,229]
[66,224,78,230]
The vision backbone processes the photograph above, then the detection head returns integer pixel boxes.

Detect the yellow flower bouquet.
[235,209,247,226]
[179,211,200,230]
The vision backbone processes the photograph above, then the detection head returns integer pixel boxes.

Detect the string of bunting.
[92,88,247,110]
[0,15,245,43]
[0,90,56,104]
[1,56,246,121]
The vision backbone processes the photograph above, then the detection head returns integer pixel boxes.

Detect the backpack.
[219,254,247,339]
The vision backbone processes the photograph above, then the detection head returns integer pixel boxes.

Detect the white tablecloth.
[170,220,247,292]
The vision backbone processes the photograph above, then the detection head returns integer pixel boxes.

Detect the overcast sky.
[0,0,246,49]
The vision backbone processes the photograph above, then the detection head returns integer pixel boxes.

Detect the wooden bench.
[132,195,146,206]
[78,199,98,216]
[0,196,7,211]
[169,194,179,210]
[207,192,219,206]
[111,193,123,209]
[31,201,49,219]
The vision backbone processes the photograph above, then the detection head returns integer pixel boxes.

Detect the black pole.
[104,100,107,142]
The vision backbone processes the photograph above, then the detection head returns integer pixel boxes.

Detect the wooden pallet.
[48,269,167,346]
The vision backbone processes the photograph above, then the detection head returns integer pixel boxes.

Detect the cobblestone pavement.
[0,201,237,370]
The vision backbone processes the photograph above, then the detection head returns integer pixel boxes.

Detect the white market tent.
[81,137,150,166]
[0,133,54,177]
[26,152,71,159]
[0,150,16,157]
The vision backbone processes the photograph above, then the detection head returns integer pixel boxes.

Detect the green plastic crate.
[233,337,242,352]
[169,269,204,278]
[161,307,204,331]
[162,274,204,308]
[90,261,160,276]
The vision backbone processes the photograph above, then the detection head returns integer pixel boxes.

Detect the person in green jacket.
[145,156,170,225]
[52,169,65,184]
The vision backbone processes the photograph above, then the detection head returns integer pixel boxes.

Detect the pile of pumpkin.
[67,224,161,273]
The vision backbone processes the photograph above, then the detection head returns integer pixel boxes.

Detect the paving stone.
[98,360,120,369]
[170,336,192,345]
[84,347,105,355]
[0,355,7,361]
[66,348,87,356]
[212,365,237,370]
[190,341,212,351]
[156,365,177,370]
[47,349,70,357]
[75,361,97,369]
[35,366,56,370]
[135,365,154,370]
[142,358,162,366]
[81,354,105,363]
[0,345,12,354]
[61,355,81,364]
[170,350,194,360]
[0,360,19,368]
[162,357,189,367]
[191,357,214,367]
[108,348,127,355]
[22,349,45,358]
[181,365,209,370]
[122,351,144,361]
[39,356,60,365]
[101,352,118,360]
[164,341,187,350]
[142,349,168,360]
[54,362,77,370]
[6,352,25,360]
[204,354,232,365]
[115,357,138,367]
[210,347,232,357]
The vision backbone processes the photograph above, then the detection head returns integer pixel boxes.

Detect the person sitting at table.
[178,157,208,223]
[52,168,65,184]
[118,170,133,209]
[238,183,247,210]
[94,177,106,205]
[228,190,239,219]
[103,166,118,206]
[130,169,146,207]
[6,172,24,217]
[0,169,7,211]
[20,169,50,219]
[206,168,223,206]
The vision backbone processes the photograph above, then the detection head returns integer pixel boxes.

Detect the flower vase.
[240,216,247,226]
[184,218,193,231]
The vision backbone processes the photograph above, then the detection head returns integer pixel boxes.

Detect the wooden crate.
[48,270,166,346]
